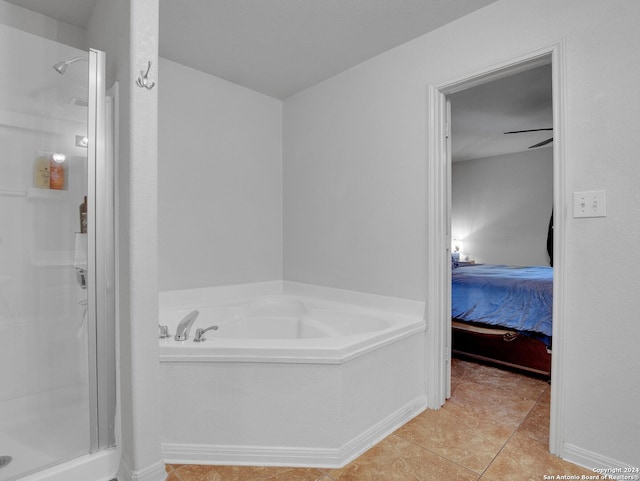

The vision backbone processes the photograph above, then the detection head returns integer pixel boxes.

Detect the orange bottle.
[49,154,65,190]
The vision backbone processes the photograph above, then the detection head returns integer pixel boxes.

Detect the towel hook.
[136,61,155,90]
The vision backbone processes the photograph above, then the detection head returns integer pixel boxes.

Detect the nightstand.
[458,260,481,266]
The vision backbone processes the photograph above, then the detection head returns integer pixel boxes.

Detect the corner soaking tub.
[159,285,427,468]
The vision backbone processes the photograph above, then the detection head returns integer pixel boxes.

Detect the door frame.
[88,47,117,452]
[425,41,567,457]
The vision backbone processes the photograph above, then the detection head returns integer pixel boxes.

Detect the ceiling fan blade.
[504,128,553,134]
[528,137,554,149]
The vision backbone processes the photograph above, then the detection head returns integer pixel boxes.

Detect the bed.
[451,263,553,377]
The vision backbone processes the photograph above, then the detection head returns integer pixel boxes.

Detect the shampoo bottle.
[34,156,50,189]
[79,196,88,233]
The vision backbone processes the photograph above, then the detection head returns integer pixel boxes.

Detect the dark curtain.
[547,211,553,267]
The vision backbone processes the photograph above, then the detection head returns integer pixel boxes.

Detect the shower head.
[53,56,87,75]
[53,61,68,74]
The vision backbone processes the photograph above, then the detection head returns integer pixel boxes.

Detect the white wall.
[158,58,283,290]
[283,58,427,299]
[88,1,166,480]
[452,148,553,266]
[283,0,640,468]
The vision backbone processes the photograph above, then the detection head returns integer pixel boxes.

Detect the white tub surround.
[159,281,427,467]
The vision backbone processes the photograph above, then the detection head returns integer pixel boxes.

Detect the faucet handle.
[193,325,219,342]
[159,325,170,339]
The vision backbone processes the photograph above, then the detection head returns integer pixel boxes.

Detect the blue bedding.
[452,264,553,338]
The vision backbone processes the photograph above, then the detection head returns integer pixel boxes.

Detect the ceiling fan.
[504,128,553,149]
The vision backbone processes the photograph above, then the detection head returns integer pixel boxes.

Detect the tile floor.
[165,358,594,481]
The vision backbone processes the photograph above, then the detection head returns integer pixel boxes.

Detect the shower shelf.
[31,250,75,266]
[26,187,68,200]
[0,187,26,198]
[0,188,69,199]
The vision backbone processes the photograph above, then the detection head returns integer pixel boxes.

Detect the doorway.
[426,45,567,457]
[448,62,553,378]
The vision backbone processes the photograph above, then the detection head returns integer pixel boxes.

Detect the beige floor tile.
[517,392,550,444]
[482,430,593,481]
[171,464,224,481]
[448,379,537,428]
[166,472,180,481]
[538,385,551,405]
[387,435,481,481]
[451,358,476,379]
[171,464,326,481]
[327,438,421,481]
[460,361,548,402]
[165,464,178,481]
[394,401,513,473]
[328,435,479,481]
[451,358,473,394]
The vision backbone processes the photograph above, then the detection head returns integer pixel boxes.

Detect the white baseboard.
[563,443,638,474]
[337,395,428,466]
[118,458,167,481]
[162,443,340,468]
[162,395,428,468]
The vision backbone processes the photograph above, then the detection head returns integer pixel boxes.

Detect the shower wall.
[158,58,283,291]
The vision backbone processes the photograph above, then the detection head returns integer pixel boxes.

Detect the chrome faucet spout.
[193,325,219,342]
[174,310,199,341]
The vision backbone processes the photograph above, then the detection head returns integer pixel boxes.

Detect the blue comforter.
[452,264,553,338]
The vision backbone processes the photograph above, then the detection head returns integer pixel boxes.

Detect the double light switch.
[573,190,606,218]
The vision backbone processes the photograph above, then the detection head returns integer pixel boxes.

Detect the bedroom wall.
[451,148,553,266]
[158,58,283,291]
[283,0,640,468]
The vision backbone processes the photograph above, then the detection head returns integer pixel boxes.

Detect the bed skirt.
[452,319,551,378]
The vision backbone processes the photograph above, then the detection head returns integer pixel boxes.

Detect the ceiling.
[5,0,552,160]
[4,0,97,30]
[6,0,498,99]
[157,0,500,99]
[450,63,553,162]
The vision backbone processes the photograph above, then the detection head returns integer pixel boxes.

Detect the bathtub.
[159,282,427,468]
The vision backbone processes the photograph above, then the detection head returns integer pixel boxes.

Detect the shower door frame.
[87,47,116,452]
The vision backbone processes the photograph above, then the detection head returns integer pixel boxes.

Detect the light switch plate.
[573,190,606,218]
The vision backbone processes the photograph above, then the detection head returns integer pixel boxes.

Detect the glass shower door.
[0,25,112,481]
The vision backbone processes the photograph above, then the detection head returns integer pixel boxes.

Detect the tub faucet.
[193,325,219,342]
[174,310,199,341]
[159,324,170,339]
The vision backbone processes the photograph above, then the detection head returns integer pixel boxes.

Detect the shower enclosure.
[0,24,115,481]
